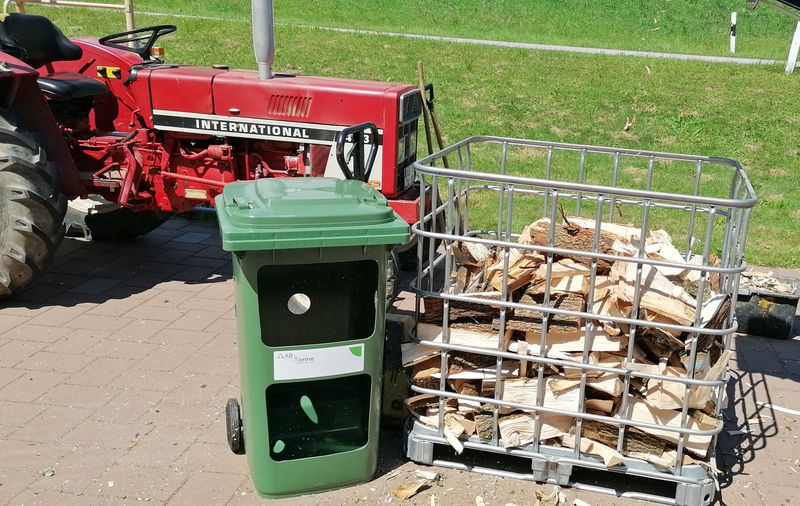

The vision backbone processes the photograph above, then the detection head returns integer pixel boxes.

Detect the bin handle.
[335,122,379,183]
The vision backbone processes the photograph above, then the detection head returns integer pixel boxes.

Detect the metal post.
[124,0,134,31]
[786,21,800,74]
[730,12,737,54]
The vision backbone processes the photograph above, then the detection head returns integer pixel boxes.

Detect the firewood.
[495,293,583,334]
[561,432,624,467]
[456,382,482,413]
[402,324,511,367]
[475,414,496,441]
[646,229,689,278]
[527,274,587,296]
[549,374,623,397]
[459,240,493,265]
[499,414,575,448]
[432,361,519,381]
[580,419,669,456]
[585,398,615,413]
[532,258,591,282]
[611,261,698,326]
[485,248,544,292]
[501,377,580,413]
[562,216,643,243]
[619,399,718,458]
[645,350,731,411]
[563,352,620,379]
[422,291,504,324]
[523,326,623,353]
[518,219,614,272]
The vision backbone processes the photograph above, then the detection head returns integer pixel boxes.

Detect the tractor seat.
[37,72,109,100]
[1,13,108,100]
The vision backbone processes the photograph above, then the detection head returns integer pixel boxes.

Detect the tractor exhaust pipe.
[252,0,275,79]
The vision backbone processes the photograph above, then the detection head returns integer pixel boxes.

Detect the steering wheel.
[335,122,380,182]
[99,25,177,60]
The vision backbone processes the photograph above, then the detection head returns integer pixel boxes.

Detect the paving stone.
[123,305,186,322]
[165,471,244,506]
[9,405,92,443]
[0,315,30,334]
[60,419,149,450]
[3,489,110,506]
[108,319,170,342]
[0,401,45,431]
[87,463,188,502]
[37,384,115,410]
[0,440,66,472]
[132,345,194,373]
[27,305,91,328]
[1,324,73,344]
[16,351,95,374]
[177,297,233,313]
[198,332,238,358]
[167,310,224,332]
[143,289,196,308]
[176,352,238,377]
[88,339,157,361]
[138,401,223,431]
[115,427,201,469]
[738,350,790,374]
[86,298,148,318]
[65,357,137,388]
[0,469,39,505]
[160,374,229,405]
[140,328,213,348]
[93,389,161,425]
[46,329,108,355]
[111,369,185,393]
[0,371,66,403]
[63,315,134,333]
[0,340,47,368]
[69,278,124,296]
[172,442,243,475]
[0,368,24,389]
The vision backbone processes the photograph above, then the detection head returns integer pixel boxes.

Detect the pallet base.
[405,420,716,506]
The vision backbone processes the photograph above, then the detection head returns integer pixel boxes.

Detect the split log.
[532,258,591,282]
[611,261,698,326]
[580,419,669,456]
[457,241,493,266]
[485,248,544,292]
[523,326,623,353]
[562,216,643,243]
[402,324,511,367]
[455,382,482,413]
[527,274,587,296]
[563,352,620,379]
[495,293,583,334]
[561,432,624,467]
[501,377,580,413]
[499,414,575,448]
[644,350,731,411]
[619,399,719,458]
[475,413,495,441]
[518,218,615,272]
[646,230,689,278]
[422,292,504,324]
[549,373,623,397]
[585,398,615,413]
[433,361,519,380]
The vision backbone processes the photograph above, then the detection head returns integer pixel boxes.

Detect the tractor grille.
[267,95,312,117]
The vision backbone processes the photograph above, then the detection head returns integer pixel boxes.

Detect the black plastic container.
[736,276,799,339]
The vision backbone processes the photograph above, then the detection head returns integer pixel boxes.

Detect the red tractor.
[0,1,426,298]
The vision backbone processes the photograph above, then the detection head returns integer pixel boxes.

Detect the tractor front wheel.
[65,197,170,242]
[0,111,67,298]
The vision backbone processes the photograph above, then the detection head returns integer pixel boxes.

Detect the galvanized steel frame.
[407,136,756,505]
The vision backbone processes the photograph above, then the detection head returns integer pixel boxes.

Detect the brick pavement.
[0,215,798,506]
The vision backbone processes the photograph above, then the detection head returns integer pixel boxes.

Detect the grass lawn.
[26,5,800,267]
[86,0,800,60]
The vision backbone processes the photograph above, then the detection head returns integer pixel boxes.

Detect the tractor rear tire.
[0,111,67,299]
[65,197,170,242]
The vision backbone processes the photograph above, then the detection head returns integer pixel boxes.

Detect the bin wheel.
[226,398,245,455]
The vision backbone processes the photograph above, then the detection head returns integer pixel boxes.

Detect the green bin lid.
[215,178,410,251]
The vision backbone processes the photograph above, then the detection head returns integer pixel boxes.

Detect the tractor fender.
[0,54,83,198]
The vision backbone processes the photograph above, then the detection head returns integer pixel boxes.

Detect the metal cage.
[406,136,757,506]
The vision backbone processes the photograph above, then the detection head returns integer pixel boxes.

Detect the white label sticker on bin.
[273,344,365,381]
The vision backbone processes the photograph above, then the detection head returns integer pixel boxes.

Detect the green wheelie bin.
[216,177,409,499]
